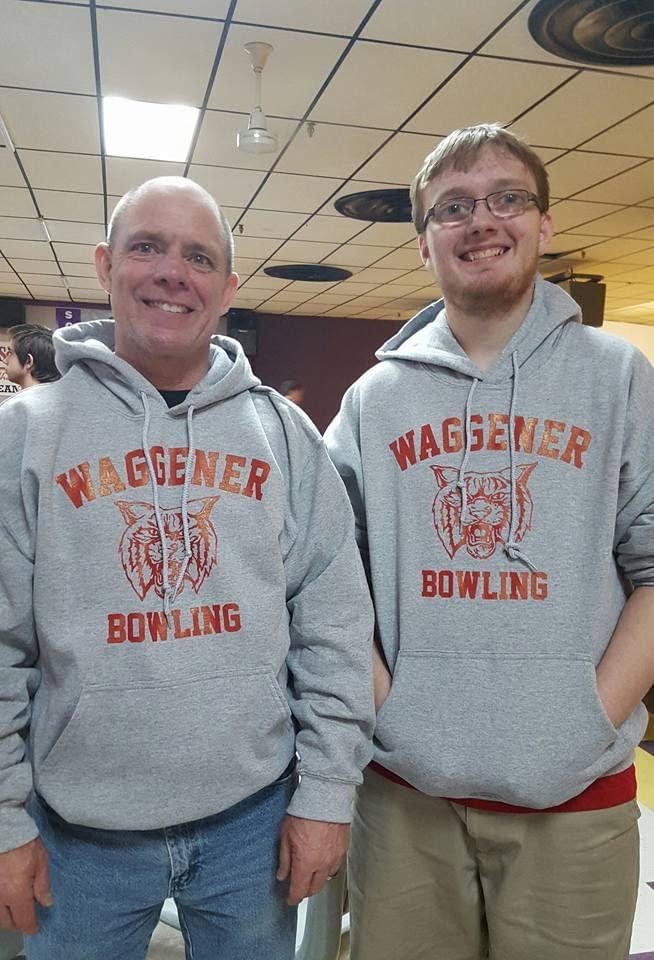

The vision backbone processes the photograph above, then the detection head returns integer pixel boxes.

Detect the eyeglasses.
[423,189,542,229]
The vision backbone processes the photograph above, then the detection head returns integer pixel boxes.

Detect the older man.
[0,177,374,960]
[326,125,654,960]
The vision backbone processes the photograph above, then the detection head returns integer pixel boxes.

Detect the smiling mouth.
[143,300,192,314]
[460,247,508,262]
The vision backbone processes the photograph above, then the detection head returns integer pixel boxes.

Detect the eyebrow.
[433,179,533,202]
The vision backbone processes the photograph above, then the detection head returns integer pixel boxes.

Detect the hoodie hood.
[54,318,260,415]
[376,274,581,383]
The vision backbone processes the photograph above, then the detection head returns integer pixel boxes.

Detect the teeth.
[149,301,189,313]
[462,247,505,262]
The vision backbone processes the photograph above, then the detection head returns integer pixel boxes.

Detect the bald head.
[107,176,234,274]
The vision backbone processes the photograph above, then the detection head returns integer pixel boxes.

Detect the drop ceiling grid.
[0,0,651,321]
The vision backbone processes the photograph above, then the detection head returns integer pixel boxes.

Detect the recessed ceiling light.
[334,188,412,222]
[529,0,654,67]
[103,96,200,162]
[263,264,352,282]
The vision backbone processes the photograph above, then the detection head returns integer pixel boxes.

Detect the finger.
[306,871,333,899]
[276,831,291,882]
[287,863,314,906]
[7,898,40,937]
[33,857,53,908]
[0,904,17,931]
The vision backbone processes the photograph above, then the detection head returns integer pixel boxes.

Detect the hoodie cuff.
[0,806,39,854]
[286,773,356,823]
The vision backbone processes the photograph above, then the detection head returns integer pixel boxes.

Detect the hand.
[0,837,52,935]
[276,816,350,905]
[373,646,392,711]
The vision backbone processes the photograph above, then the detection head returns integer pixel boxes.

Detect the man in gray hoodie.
[326,125,654,960]
[0,176,374,960]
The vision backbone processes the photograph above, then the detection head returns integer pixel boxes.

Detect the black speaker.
[227,309,257,356]
[0,298,26,328]
[559,280,606,328]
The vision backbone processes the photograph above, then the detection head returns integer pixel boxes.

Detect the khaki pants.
[349,768,640,960]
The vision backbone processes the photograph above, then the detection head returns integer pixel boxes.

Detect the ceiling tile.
[292,215,367,244]
[208,24,347,117]
[610,247,654,266]
[549,199,622,233]
[68,288,108,303]
[52,242,98,263]
[512,74,654,151]
[349,266,411,282]
[572,208,654,238]
[0,218,43,242]
[98,8,223,104]
[20,152,103,193]
[237,209,308,239]
[7,259,60,275]
[407,57,574,136]
[0,90,100,154]
[0,239,54,260]
[46,221,105,245]
[234,0,370,33]
[362,0,519,51]
[371,247,422,270]
[193,111,298,170]
[188,164,267,208]
[276,123,389,179]
[0,282,28,295]
[233,236,281,259]
[324,244,394,267]
[356,132,442,184]
[105,157,185,196]
[0,1,95,93]
[311,42,463,128]
[545,152,642,199]
[233,256,266,275]
[482,4,654,80]
[269,239,340,262]
[35,191,105,224]
[99,0,230,14]
[574,161,654,205]
[574,237,654,261]
[59,262,100,279]
[582,105,654,157]
[357,222,416,247]
[626,225,654,242]
[252,172,343,213]
[0,146,27,188]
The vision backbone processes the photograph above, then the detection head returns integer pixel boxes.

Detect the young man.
[4,324,60,388]
[0,177,374,960]
[326,124,654,960]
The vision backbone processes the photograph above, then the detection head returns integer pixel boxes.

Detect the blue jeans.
[26,767,297,960]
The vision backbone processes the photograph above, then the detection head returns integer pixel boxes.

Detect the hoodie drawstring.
[457,377,478,524]
[503,353,537,572]
[456,354,537,573]
[139,392,197,618]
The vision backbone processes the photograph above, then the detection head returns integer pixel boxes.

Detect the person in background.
[326,124,654,960]
[279,379,305,407]
[4,324,60,388]
[0,176,374,960]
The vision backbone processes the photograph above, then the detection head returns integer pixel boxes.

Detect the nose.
[468,197,497,230]
[153,251,189,287]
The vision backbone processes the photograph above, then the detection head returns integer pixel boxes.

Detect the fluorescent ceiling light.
[103,96,199,163]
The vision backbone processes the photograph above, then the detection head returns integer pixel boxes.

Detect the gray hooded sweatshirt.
[0,321,374,852]
[325,276,654,809]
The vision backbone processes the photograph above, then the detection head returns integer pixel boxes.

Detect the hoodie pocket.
[36,669,294,830]
[374,652,618,808]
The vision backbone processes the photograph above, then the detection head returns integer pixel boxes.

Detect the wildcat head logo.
[431,463,536,560]
[115,497,220,600]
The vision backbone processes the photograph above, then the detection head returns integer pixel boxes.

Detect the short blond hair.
[410,123,550,233]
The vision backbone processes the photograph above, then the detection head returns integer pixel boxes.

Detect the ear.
[95,242,113,294]
[219,272,240,316]
[418,233,431,268]
[538,212,554,257]
[24,352,34,373]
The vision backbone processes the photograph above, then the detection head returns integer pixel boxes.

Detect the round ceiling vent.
[263,264,352,282]
[334,188,412,222]
[529,0,654,67]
